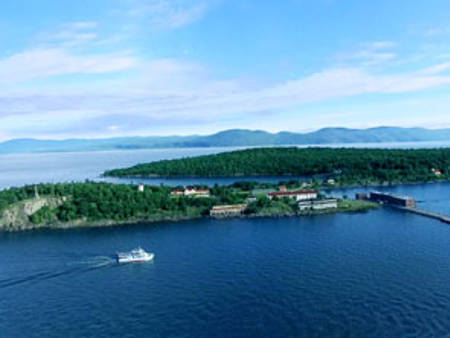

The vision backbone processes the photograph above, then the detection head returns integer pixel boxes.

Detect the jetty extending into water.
[394,206,450,224]
[356,191,450,225]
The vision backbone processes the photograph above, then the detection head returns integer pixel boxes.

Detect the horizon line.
[1,125,449,143]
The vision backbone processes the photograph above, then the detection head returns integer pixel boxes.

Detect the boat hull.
[116,253,154,264]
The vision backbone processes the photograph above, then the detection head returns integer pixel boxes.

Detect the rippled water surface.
[1,148,450,337]
[2,204,450,337]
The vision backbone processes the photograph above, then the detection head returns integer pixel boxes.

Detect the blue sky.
[1,0,450,140]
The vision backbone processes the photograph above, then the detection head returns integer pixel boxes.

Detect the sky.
[1,0,450,141]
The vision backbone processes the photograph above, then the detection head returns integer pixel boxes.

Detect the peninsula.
[3,147,449,231]
[0,181,376,231]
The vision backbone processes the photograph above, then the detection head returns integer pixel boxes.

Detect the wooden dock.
[392,206,450,224]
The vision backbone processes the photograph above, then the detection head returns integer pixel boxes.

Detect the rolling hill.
[1,127,449,154]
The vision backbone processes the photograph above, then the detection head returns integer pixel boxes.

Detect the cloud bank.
[1,1,450,140]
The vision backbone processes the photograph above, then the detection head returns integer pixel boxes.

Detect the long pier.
[357,192,450,225]
[391,206,450,224]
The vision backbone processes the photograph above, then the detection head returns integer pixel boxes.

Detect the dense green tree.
[0,182,219,224]
[104,147,450,185]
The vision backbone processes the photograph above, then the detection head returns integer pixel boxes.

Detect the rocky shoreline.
[0,198,378,232]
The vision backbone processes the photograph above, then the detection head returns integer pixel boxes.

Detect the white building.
[210,204,247,217]
[298,199,338,211]
[268,189,318,201]
[171,187,211,197]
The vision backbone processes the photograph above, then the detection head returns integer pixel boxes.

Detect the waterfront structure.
[138,184,145,192]
[355,193,368,200]
[210,204,247,217]
[171,187,210,197]
[184,186,210,197]
[170,189,184,196]
[369,192,416,208]
[399,206,450,224]
[246,197,257,203]
[298,199,338,211]
[431,168,442,176]
[268,189,317,201]
[356,191,450,224]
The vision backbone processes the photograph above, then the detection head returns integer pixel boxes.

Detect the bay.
[1,141,449,189]
[1,145,450,337]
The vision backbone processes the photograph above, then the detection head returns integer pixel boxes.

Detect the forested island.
[104,147,450,186]
[3,147,448,231]
[0,181,376,231]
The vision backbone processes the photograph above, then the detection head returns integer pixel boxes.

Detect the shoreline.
[1,200,378,233]
[2,178,446,233]
[3,140,450,156]
[105,174,450,190]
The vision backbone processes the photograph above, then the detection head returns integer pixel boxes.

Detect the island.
[4,146,449,232]
[104,147,450,186]
[0,181,377,231]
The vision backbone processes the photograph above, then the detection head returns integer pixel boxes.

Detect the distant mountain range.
[1,127,450,154]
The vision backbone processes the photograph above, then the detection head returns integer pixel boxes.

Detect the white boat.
[116,247,154,263]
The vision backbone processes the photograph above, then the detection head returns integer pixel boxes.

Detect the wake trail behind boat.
[0,256,116,290]
[70,255,116,268]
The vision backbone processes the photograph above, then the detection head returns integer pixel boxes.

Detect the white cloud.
[2,60,450,128]
[127,0,214,30]
[419,62,450,75]
[424,25,450,37]
[71,22,98,29]
[337,40,397,67]
[439,53,450,60]
[37,21,100,48]
[0,109,109,137]
[364,41,397,49]
[2,32,450,139]
[0,48,137,83]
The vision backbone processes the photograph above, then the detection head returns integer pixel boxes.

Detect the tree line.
[104,147,450,185]
[0,182,256,225]
[0,183,214,224]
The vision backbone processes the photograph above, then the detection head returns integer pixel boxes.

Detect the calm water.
[1,141,449,189]
[1,147,450,337]
[0,147,311,189]
[2,194,450,337]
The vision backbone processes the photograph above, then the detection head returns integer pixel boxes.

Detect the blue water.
[0,147,311,189]
[0,148,231,189]
[1,148,450,337]
[326,182,450,215]
[1,141,449,189]
[2,200,450,337]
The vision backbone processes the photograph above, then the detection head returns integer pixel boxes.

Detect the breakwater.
[356,191,450,225]
[393,206,450,224]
